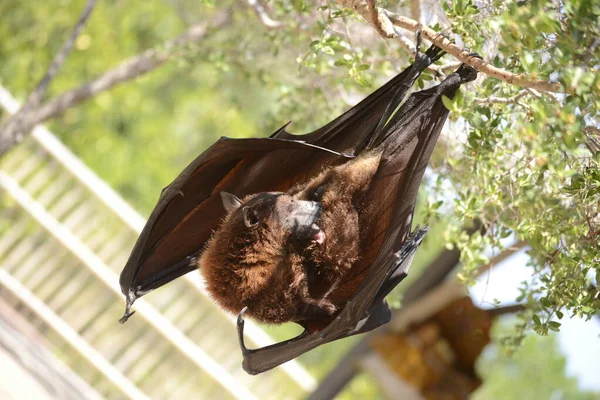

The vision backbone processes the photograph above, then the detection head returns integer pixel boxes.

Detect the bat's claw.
[237,306,249,323]
[237,306,251,356]
[455,63,479,83]
[466,51,483,60]
[118,310,136,324]
[413,38,446,71]
[415,25,422,57]
[118,293,137,323]
[453,51,481,83]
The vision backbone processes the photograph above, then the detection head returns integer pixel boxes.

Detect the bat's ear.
[220,191,242,214]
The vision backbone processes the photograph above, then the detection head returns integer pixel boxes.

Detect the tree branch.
[335,0,563,93]
[246,0,284,29]
[487,303,526,317]
[27,0,98,109]
[473,90,529,106]
[0,12,231,156]
[387,13,561,92]
[584,126,600,154]
[366,0,395,39]
[0,0,97,155]
[475,240,528,278]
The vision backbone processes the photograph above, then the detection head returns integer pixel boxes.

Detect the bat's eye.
[311,186,325,201]
[242,206,260,228]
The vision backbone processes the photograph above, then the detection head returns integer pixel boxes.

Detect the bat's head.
[198,191,325,319]
[219,191,326,247]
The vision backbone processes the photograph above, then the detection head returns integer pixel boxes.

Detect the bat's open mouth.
[311,223,326,245]
[310,204,326,245]
[289,200,325,246]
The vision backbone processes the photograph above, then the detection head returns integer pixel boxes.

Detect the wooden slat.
[0,84,315,396]
[0,269,148,400]
[0,230,44,271]
[0,172,260,400]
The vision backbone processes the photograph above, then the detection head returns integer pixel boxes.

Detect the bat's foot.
[236,306,315,375]
[455,63,478,83]
[415,25,422,57]
[466,51,483,60]
[412,32,446,71]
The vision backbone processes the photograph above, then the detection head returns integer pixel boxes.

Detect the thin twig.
[27,0,98,109]
[392,26,416,53]
[246,0,284,29]
[30,16,229,123]
[0,12,231,156]
[0,0,98,154]
[410,0,421,25]
[335,0,563,93]
[487,303,526,317]
[584,126,600,153]
[475,240,528,278]
[584,126,600,136]
[473,90,529,105]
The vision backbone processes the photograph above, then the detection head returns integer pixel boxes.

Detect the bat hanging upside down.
[201,152,382,328]
[119,40,478,374]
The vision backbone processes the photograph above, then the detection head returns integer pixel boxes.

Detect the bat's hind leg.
[322,226,428,339]
[235,227,428,374]
[237,306,319,374]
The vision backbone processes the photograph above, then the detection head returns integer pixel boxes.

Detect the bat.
[119,42,478,374]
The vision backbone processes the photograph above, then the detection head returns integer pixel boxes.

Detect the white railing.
[0,84,315,398]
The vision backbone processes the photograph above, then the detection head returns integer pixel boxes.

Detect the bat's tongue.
[312,224,326,244]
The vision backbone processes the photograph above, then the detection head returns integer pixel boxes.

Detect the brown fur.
[199,152,382,325]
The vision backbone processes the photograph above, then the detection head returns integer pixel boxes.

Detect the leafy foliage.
[434,0,600,336]
[474,320,599,400]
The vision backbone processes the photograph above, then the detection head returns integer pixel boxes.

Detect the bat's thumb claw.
[119,294,136,323]
[237,306,252,357]
[119,310,136,324]
[237,306,249,324]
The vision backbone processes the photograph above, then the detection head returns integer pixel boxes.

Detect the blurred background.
[1,0,599,399]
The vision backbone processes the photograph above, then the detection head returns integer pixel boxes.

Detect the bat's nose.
[287,200,322,238]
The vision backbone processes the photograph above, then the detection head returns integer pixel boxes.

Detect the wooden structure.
[370,296,491,399]
[0,85,314,399]
[308,230,524,400]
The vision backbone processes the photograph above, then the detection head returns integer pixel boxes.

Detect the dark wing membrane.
[120,137,351,302]
[331,64,478,303]
[237,65,479,374]
[120,46,445,305]
[238,227,427,375]
[270,45,445,154]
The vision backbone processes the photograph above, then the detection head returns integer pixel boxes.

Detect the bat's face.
[199,192,327,320]
[220,191,325,247]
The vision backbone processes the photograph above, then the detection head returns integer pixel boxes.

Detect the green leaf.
[441,95,456,111]
[321,46,334,55]
[548,321,561,332]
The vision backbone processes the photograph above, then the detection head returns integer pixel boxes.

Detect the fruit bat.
[119,43,478,374]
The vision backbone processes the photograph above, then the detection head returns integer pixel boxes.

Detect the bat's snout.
[286,200,323,241]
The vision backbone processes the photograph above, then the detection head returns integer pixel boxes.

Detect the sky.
[470,250,600,391]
